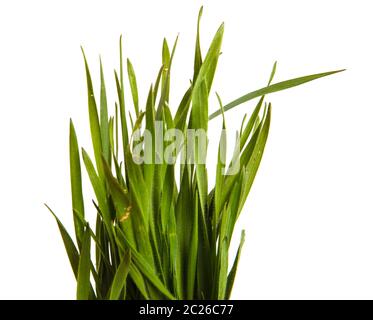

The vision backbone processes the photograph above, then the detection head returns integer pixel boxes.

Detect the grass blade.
[127,58,139,116]
[214,93,226,218]
[81,48,104,179]
[238,105,271,215]
[209,69,345,119]
[45,204,80,278]
[193,6,203,82]
[225,230,245,299]
[109,250,131,300]
[193,22,224,96]
[186,192,199,299]
[114,227,175,299]
[115,70,129,155]
[100,58,110,162]
[69,120,85,248]
[77,226,92,300]
[81,148,112,239]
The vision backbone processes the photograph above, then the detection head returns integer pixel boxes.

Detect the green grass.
[46,7,343,300]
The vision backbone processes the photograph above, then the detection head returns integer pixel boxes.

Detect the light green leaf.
[127,58,139,116]
[217,237,228,300]
[209,69,345,119]
[157,36,178,119]
[238,105,271,214]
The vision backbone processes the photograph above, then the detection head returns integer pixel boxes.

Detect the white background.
[1,0,372,299]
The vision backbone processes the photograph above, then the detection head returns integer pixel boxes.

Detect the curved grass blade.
[240,97,264,150]
[225,230,245,299]
[240,61,276,150]
[267,61,277,86]
[238,105,271,215]
[209,69,345,120]
[45,204,80,278]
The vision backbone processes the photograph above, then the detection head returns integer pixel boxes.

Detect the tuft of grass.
[46,7,343,300]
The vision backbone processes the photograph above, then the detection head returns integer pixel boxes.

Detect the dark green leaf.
[69,120,85,248]
[226,230,245,299]
[77,226,92,300]
[45,204,80,278]
[100,58,110,161]
[109,250,131,300]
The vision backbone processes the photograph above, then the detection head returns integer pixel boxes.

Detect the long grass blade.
[81,48,104,178]
[100,58,110,162]
[209,69,345,119]
[69,120,85,248]
[45,204,80,278]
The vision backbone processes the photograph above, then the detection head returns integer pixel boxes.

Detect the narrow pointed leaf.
[100,58,110,161]
[226,230,245,299]
[69,120,84,247]
[81,48,104,178]
[193,6,203,82]
[127,58,139,116]
[109,250,131,300]
[209,69,345,119]
[45,205,80,278]
[77,226,92,300]
[186,192,199,299]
